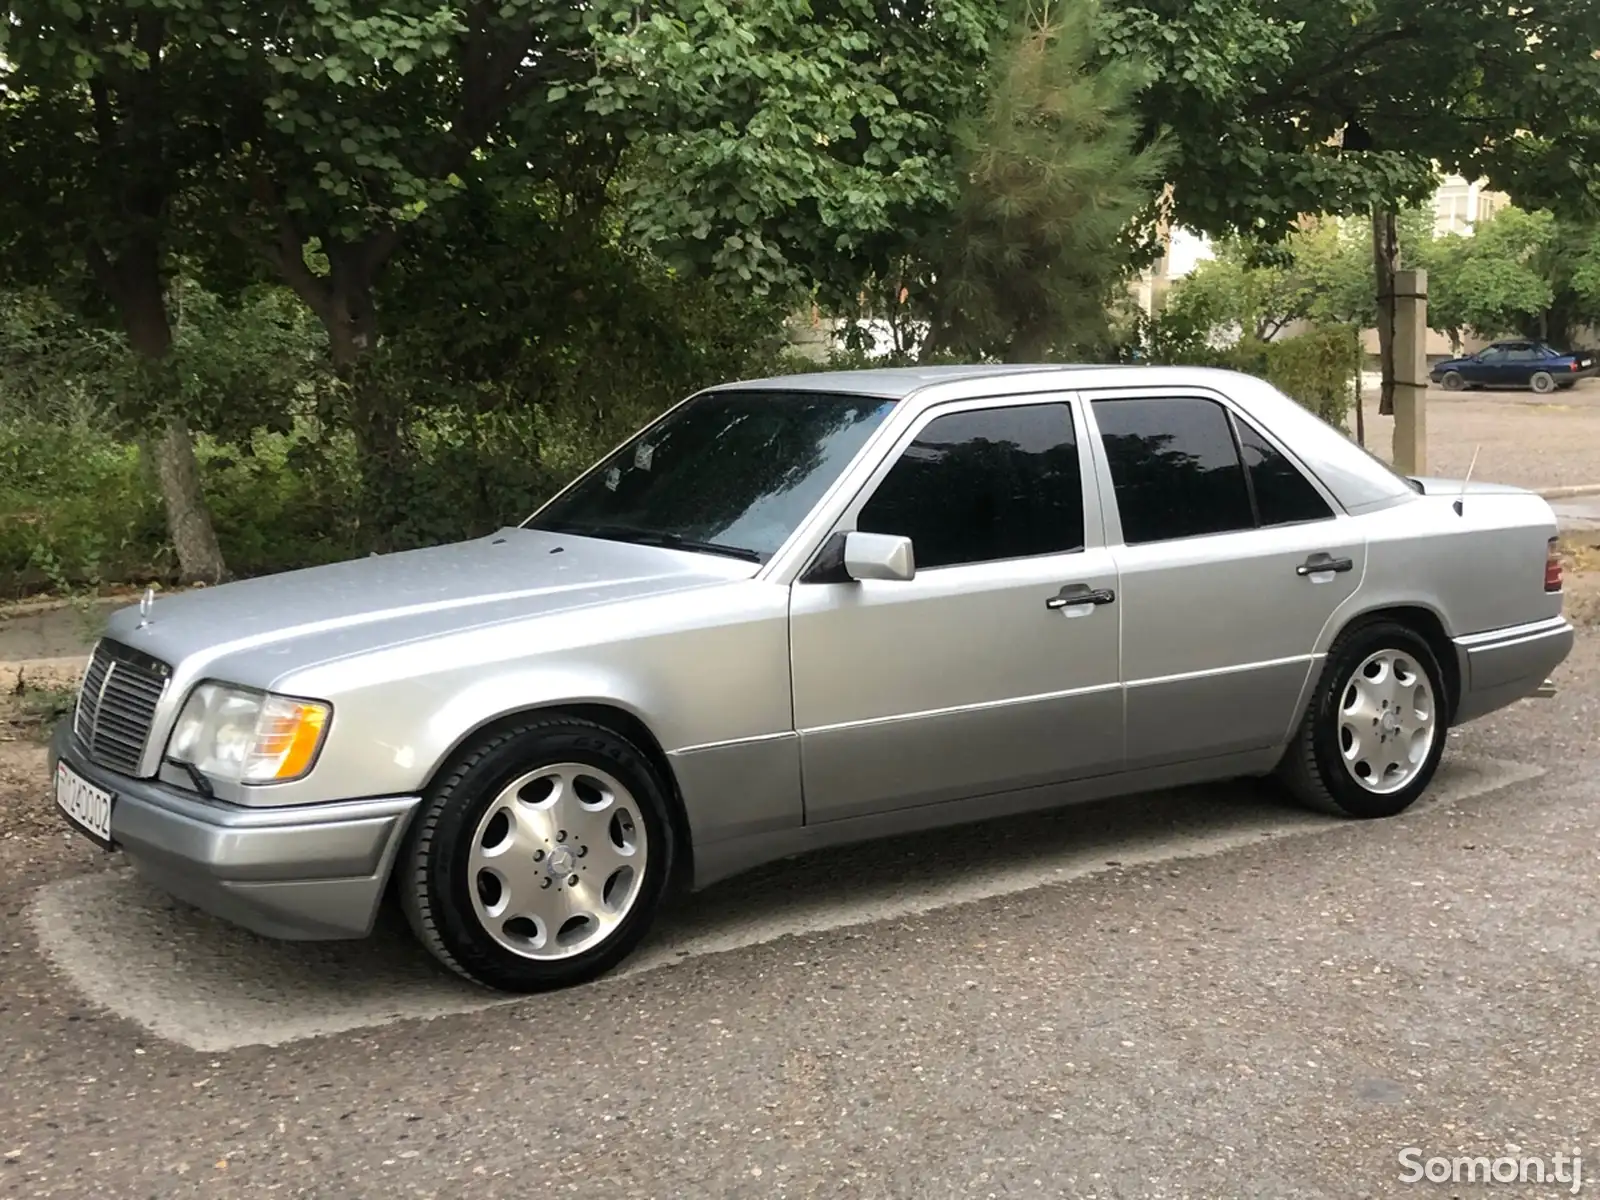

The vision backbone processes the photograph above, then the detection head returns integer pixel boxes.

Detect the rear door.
[1083,389,1367,770]
[1500,342,1542,386]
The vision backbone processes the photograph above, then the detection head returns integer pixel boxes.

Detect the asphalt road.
[2,634,1599,1199]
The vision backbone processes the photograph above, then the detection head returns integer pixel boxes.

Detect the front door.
[789,395,1123,824]
[1468,345,1511,386]
[1084,390,1366,770]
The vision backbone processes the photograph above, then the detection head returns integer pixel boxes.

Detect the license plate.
[55,761,115,848]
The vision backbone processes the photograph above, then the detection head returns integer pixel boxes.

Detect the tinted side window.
[1234,416,1334,526]
[1092,397,1254,544]
[856,403,1084,569]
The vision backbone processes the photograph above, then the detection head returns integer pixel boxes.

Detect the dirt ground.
[1358,379,1600,489]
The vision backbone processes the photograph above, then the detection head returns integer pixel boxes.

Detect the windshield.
[526,389,898,562]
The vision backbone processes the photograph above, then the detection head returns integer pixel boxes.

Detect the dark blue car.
[1430,339,1596,393]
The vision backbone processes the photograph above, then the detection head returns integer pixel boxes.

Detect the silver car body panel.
[48,721,418,939]
[59,364,1573,937]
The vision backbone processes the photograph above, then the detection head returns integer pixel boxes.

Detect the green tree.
[1417,209,1556,348]
[1412,206,1600,350]
[1160,242,1304,345]
[1159,208,1432,345]
[1097,0,1600,238]
[923,0,1169,360]
[213,0,596,544]
[215,1,1012,540]
[1097,0,1600,415]
[0,0,244,581]
[1570,231,1600,339]
[588,0,1004,309]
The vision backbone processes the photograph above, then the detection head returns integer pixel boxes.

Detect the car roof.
[716,363,1189,401]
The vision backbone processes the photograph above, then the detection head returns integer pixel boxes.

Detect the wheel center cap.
[546,846,576,876]
[1381,709,1404,735]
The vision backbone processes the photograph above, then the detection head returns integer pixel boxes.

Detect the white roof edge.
[714,363,1256,402]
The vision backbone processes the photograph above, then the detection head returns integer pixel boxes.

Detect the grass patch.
[5,673,75,741]
[1557,535,1600,628]
[1557,535,1600,575]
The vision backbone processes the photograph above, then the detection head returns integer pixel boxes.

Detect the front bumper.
[49,722,421,940]
[1452,615,1576,724]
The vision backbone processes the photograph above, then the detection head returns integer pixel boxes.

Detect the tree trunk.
[151,413,227,583]
[1541,303,1572,350]
[109,239,229,583]
[270,226,408,553]
[1371,208,1399,417]
[325,289,408,553]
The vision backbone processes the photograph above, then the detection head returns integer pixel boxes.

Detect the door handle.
[1296,552,1354,576]
[1046,583,1116,610]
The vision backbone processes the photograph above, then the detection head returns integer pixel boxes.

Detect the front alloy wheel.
[401,716,676,992]
[466,762,648,961]
[1277,620,1449,819]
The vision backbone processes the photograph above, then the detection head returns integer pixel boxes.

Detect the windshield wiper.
[547,522,763,563]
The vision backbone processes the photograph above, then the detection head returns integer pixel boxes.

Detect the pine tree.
[928,0,1169,362]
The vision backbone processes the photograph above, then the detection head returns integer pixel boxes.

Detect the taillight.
[1546,538,1563,592]
[1571,360,1580,371]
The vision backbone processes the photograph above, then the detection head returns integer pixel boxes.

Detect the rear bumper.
[49,722,421,940]
[1452,615,1576,724]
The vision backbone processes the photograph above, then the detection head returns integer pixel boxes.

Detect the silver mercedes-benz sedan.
[50,365,1574,991]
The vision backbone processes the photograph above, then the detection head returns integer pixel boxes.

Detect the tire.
[1276,620,1449,819]
[1440,370,1466,391]
[400,716,677,992]
[1530,370,1556,394]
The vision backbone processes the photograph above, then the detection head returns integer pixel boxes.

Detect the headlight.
[166,683,331,784]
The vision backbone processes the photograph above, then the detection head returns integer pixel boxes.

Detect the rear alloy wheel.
[1440,370,1466,391]
[400,717,676,992]
[1277,620,1449,819]
[1530,370,1557,394]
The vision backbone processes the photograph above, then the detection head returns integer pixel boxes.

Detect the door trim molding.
[1125,652,1319,690]
[798,679,1122,736]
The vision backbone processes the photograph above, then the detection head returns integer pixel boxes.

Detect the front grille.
[73,640,171,776]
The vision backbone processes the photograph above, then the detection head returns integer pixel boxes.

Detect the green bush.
[1110,309,1361,430]
[0,289,809,595]
[1213,326,1362,429]
[0,418,163,594]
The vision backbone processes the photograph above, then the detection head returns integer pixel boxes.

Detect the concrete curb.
[1539,484,1600,500]
[0,594,130,620]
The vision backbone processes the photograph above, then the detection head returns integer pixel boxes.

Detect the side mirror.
[843,531,915,582]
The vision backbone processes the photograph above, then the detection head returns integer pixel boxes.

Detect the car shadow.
[30,754,1534,1051]
[633,775,1326,959]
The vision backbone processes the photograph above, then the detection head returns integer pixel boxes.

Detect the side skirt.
[689,747,1284,891]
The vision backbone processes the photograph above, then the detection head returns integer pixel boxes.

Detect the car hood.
[103,527,757,681]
